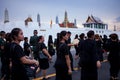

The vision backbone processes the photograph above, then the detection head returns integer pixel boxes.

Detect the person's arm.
[42,43,52,60]
[42,49,52,60]
[20,56,39,66]
[65,55,72,75]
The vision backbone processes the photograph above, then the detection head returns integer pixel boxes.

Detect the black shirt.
[55,42,69,68]
[36,42,47,57]
[79,39,98,69]
[66,38,71,51]
[24,42,30,56]
[107,41,120,61]
[11,42,27,75]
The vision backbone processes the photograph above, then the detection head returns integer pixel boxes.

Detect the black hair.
[24,37,28,41]
[38,35,43,42]
[75,34,78,39]
[87,30,94,38]
[79,33,85,39]
[48,35,52,40]
[5,33,12,42]
[110,33,118,41]
[67,31,71,34]
[0,31,6,36]
[11,28,22,40]
[34,30,37,32]
[60,31,67,40]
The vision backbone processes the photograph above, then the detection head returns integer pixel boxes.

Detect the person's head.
[110,33,118,41]
[87,30,94,39]
[24,37,28,42]
[60,31,68,41]
[79,33,85,40]
[11,28,24,42]
[48,35,53,41]
[75,34,78,39]
[94,34,100,40]
[0,31,6,38]
[38,35,44,43]
[5,33,12,42]
[103,35,107,39]
[67,31,71,37]
[33,30,38,36]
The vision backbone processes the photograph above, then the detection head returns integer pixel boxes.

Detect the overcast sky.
[0,0,120,29]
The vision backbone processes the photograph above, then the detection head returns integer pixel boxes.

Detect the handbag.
[24,64,38,77]
[39,51,48,59]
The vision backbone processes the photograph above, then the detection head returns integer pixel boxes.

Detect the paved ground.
[0,49,120,80]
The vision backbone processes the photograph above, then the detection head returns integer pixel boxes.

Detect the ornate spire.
[4,8,9,23]
[37,13,41,27]
[64,11,69,27]
[74,19,77,27]
[56,16,59,24]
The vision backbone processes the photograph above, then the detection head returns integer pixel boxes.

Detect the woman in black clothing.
[107,33,120,80]
[54,31,72,80]
[95,34,103,62]
[48,35,55,57]
[24,37,31,56]
[10,28,39,80]
[36,36,52,80]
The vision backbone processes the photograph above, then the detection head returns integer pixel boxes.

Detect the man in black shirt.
[79,30,101,80]
[66,31,76,71]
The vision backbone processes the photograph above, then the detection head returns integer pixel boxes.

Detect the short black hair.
[67,31,71,34]
[0,31,6,36]
[87,30,94,38]
[79,33,85,39]
[110,33,118,40]
[24,37,28,40]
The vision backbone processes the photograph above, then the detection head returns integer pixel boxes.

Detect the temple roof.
[25,17,33,22]
[84,15,104,24]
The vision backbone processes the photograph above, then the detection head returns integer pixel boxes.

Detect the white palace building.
[0,9,120,45]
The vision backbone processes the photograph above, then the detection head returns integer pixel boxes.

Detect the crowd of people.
[0,28,120,80]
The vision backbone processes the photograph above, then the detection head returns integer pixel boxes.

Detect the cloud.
[115,17,120,23]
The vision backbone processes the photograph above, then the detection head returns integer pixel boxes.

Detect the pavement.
[0,49,120,80]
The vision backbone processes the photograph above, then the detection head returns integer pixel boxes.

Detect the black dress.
[79,39,99,80]
[48,40,55,56]
[11,42,29,80]
[54,42,72,80]
[36,43,49,70]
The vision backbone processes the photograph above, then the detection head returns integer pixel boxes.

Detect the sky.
[0,0,120,30]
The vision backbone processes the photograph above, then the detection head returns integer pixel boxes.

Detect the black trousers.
[55,67,72,80]
[81,68,98,80]
[1,58,6,78]
[109,60,119,78]
[69,51,74,71]
[11,73,29,80]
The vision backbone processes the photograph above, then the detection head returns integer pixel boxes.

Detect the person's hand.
[75,55,79,60]
[97,61,101,68]
[48,56,52,60]
[68,69,72,75]
[33,60,39,66]
[74,43,78,46]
